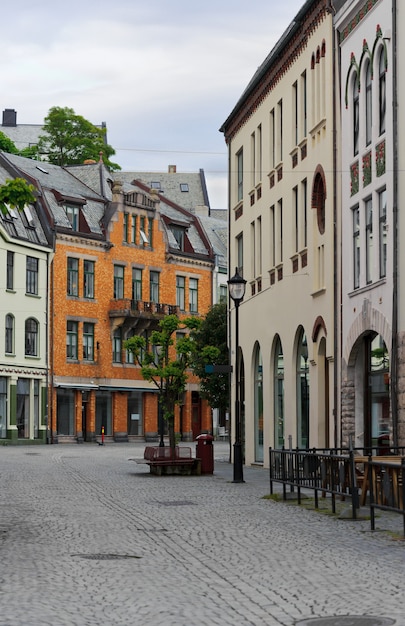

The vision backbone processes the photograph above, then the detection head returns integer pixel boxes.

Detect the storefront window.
[57,389,75,435]
[127,392,143,436]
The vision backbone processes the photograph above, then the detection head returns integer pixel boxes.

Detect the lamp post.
[228,267,247,483]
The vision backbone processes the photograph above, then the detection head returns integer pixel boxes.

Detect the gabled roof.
[2,153,107,238]
[0,158,51,248]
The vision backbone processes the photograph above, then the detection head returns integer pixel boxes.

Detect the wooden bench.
[131,446,201,476]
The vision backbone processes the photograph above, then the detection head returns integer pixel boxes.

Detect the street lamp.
[228,267,247,483]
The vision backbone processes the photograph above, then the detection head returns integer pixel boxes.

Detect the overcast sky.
[1,0,303,210]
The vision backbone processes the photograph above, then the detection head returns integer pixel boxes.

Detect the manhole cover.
[72,553,141,560]
[295,618,395,626]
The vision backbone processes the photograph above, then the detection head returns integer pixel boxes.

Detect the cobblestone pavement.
[0,441,404,626]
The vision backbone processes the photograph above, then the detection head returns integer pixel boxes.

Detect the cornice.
[222,1,329,142]
[338,0,381,44]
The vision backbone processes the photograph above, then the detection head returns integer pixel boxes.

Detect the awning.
[55,383,99,390]
[98,386,157,393]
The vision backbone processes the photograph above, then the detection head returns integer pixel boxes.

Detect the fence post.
[349,449,358,519]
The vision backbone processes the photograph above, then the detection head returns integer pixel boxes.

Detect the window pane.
[83,323,94,360]
[67,257,79,296]
[26,256,38,295]
[84,260,95,298]
[66,321,78,360]
[189,278,198,313]
[25,318,38,356]
[114,266,124,299]
[176,276,185,310]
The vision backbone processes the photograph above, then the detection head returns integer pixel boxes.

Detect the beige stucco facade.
[222,1,336,465]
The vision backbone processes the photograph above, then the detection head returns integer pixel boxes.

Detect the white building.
[221,0,336,465]
[0,157,53,441]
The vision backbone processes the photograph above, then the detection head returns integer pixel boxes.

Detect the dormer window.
[150,181,161,190]
[65,205,79,230]
[172,226,185,250]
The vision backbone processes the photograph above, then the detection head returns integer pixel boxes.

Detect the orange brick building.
[5,155,215,443]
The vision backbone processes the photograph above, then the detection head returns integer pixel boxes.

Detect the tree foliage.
[190,302,229,411]
[124,315,203,453]
[0,178,36,215]
[37,106,121,170]
[0,131,19,155]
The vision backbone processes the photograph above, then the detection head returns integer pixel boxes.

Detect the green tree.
[0,131,19,155]
[124,315,206,454]
[0,178,36,215]
[37,106,121,170]
[190,302,229,412]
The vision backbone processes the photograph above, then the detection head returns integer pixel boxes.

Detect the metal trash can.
[196,434,214,474]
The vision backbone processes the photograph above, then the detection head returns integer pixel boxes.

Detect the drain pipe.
[391,0,398,446]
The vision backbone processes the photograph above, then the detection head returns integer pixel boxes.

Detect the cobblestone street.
[0,442,404,626]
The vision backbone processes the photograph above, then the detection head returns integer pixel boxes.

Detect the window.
[293,81,298,146]
[150,181,161,190]
[5,314,14,354]
[139,216,149,245]
[26,256,38,295]
[150,271,159,303]
[301,70,307,138]
[172,226,185,250]
[7,251,14,290]
[189,278,198,313]
[274,337,284,448]
[83,260,95,299]
[237,234,244,276]
[353,206,360,289]
[277,199,283,264]
[66,321,78,360]
[277,99,283,162]
[65,205,79,230]
[148,217,153,248]
[237,149,243,202]
[123,212,129,242]
[20,208,39,243]
[365,62,372,146]
[251,131,256,187]
[83,323,94,361]
[312,170,326,235]
[365,197,373,284]
[113,328,122,362]
[25,318,38,356]
[270,109,275,169]
[131,215,137,244]
[114,265,124,299]
[180,183,189,192]
[353,74,359,156]
[294,186,299,253]
[219,284,227,304]
[132,268,142,302]
[176,276,185,311]
[379,49,386,135]
[67,257,79,296]
[302,178,308,248]
[379,189,387,278]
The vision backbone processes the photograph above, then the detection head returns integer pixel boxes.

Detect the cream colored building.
[221,0,337,464]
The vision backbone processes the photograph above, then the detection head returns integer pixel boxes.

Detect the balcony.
[109,299,179,332]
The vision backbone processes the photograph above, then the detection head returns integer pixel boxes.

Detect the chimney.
[2,109,17,127]
[168,165,177,174]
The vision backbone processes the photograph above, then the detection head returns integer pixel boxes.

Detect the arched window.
[254,345,263,463]
[379,49,386,135]
[312,168,326,235]
[365,61,372,146]
[25,318,38,356]
[5,314,14,354]
[353,73,360,156]
[274,337,284,448]
[297,331,309,448]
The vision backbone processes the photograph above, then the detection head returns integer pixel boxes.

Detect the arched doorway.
[297,330,310,448]
[274,336,284,448]
[253,344,263,462]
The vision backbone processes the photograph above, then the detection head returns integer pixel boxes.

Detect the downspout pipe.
[391,0,398,446]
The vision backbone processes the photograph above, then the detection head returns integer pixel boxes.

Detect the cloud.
[0,0,304,209]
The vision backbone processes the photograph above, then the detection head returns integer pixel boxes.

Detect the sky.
[1,0,304,210]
